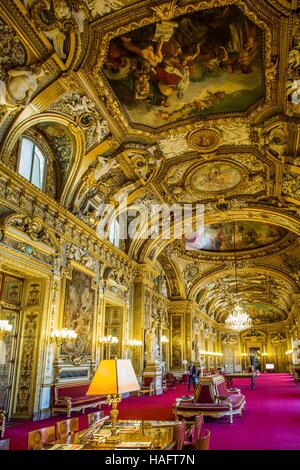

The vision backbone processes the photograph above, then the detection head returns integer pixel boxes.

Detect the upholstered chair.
[184,414,204,449]
[87,410,104,426]
[28,426,56,450]
[173,422,186,450]
[0,410,5,438]
[56,417,79,443]
[195,429,211,450]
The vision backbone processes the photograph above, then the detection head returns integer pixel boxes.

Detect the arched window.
[109,218,120,248]
[18,137,46,190]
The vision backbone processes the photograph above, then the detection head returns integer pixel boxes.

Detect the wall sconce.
[261,353,268,357]
[126,339,142,347]
[0,320,13,338]
[285,350,293,355]
[99,336,119,345]
[50,328,77,346]
[161,335,169,344]
[241,353,248,357]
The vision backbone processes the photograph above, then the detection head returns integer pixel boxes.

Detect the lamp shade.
[86,359,140,396]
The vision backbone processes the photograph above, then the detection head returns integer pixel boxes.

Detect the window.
[18,137,46,190]
[109,219,120,248]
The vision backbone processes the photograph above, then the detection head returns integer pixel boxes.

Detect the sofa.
[51,381,106,417]
[173,374,246,424]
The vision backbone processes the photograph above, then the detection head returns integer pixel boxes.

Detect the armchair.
[138,377,155,396]
[0,410,5,438]
[163,372,177,389]
[173,374,246,424]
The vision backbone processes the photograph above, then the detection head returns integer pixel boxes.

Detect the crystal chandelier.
[225,222,252,331]
[225,304,252,331]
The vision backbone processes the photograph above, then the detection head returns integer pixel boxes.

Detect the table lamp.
[86,359,140,443]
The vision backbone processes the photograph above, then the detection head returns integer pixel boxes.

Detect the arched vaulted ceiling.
[1,0,300,327]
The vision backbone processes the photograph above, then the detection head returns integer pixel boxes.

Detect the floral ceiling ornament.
[150,0,179,21]
[187,128,222,153]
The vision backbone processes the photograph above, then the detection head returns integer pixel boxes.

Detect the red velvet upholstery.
[195,382,214,403]
[56,384,89,399]
[51,382,105,418]
[143,377,154,387]
[163,373,177,389]
[215,380,231,397]
[173,374,246,424]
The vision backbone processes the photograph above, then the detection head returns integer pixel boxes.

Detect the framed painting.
[61,269,95,357]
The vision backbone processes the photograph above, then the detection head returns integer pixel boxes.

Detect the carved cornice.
[0,161,136,276]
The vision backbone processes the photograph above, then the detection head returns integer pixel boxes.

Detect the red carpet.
[4,373,300,450]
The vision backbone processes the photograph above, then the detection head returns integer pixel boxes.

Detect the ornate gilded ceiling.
[1,0,300,328]
[101,5,264,128]
[185,221,288,252]
[195,272,294,325]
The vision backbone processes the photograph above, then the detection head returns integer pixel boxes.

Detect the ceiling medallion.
[189,161,243,193]
[187,128,222,153]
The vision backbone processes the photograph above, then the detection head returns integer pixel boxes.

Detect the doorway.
[0,273,23,418]
[0,270,45,420]
[103,304,123,359]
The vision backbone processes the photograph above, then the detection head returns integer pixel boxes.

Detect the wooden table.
[224,372,258,390]
[70,420,177,450]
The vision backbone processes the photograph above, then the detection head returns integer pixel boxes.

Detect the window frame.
[108,218,120,249]
[17,136,47,190]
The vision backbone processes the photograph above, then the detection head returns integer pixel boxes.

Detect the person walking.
[188,361,197,392]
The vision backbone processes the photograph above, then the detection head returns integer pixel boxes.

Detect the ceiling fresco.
[196,272,294,325]
[185,222,288,252]
[243,303,287,325]
[102,5,264,128]
[189,162,242,193]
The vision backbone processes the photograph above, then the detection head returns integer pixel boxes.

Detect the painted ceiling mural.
[190,162,242,193]
[196,272,294,325]
[103,5,263,128]
[243,303,286,325]
[185,222,287,252]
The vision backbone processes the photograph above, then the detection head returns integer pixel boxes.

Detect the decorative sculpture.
[145,321,160,364]
[0,64,46,113]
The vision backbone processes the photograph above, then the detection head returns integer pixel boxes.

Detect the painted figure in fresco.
[121,35,165,68]
[103,5,262,127]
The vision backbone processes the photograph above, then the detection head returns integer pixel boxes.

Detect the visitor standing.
[188,361,197,392]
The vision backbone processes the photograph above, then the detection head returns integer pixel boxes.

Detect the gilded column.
[131,264,157,375]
